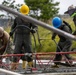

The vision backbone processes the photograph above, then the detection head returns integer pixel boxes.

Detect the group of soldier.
[0,4,76,70]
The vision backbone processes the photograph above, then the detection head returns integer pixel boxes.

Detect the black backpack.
[63,20,72,33]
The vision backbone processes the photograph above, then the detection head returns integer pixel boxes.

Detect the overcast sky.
[54,0,76,14]
[0,0,76,15]
[0,0,24,4]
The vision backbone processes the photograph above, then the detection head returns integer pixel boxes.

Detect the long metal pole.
[0,5,76,40]
[0,68,22,75]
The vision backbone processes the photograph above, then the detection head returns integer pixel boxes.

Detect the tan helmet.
[0,27,4,37]
[68,5,75,10]
[20,4,29,15]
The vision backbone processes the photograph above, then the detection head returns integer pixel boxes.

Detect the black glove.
[31,29,36,33]
[9,32,13,36]
[73,31,76,35]
[52,36,55,40]
[51,33,56,40]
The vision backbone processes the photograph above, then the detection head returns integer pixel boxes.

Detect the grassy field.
[4,18,76,53]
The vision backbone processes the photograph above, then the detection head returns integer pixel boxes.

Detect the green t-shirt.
[71,12,76,17]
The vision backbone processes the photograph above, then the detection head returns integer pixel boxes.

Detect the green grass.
[4,18,76,53]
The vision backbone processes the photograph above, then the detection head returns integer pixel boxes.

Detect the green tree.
[0,0,22,29]
[0,0,21,18]
[25,0,59,21]
[2,0,21,11]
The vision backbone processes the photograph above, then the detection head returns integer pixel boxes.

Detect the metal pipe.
[0,68,22,75]
[0,5,76,40]
[0,52,76,57]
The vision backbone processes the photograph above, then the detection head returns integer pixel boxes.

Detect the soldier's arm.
[11,18,17,31]
[51,32,57,40]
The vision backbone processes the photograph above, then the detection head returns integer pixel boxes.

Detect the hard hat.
[0,27,4,37]
[68,5,74,10]
[52,17,62,28]
[20,4,29,15]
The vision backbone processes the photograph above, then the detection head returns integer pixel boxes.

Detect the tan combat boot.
[28,61,33,68]
[11,62,18,71]
[22,61,27,69]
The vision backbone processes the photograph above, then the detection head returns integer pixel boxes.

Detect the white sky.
[0,0,76,15]
[54,0,76,14]
[0,0,24,4]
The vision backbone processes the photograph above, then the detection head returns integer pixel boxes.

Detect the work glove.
[73,30,76,35]
[51,33,56,40]
[9,32,13,36]
[51,36,55,40]
[31,29,36,33]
